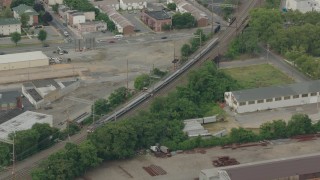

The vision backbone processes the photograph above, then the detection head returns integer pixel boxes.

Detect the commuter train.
[87,37,220,132]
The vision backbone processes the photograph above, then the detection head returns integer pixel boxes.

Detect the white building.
[44,0,63,5]
[120,0,147,10]
[285,0,320,13]
[0,111,53,141]
[225,80,320,114]
[91,0,120,10]
[12,4,39,26]
[0,51,48,71]
[68,12,86,27]
[0,18,21,36]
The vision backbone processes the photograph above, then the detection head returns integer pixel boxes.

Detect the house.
[12,4,39,26]
[225,80,320,114]
[0,0,12,8]
[68,12,86,27]
[141,10,172,32]
[285,0,320,13]
[0,18,21,35]
[78,21,107,33]
[102,5,135,35]
[44,0,63,5]
[119,0,147,10]
[170,0,208,27]
[91,0,120,10]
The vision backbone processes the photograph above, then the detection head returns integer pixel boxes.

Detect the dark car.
[161,36,167,39]
[63,50,68,54]
[109,40,115,43]
[43,43,49,47]
[0,52,5,55]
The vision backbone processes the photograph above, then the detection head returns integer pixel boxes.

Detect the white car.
[63,31,69,37]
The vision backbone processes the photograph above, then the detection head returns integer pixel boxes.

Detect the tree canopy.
[172,12,196,29]
[10,32,21,46]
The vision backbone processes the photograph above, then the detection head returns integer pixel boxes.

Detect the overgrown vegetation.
[180,29,208,60]
[172,12,196,29]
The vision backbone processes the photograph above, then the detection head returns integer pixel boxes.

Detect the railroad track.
[0,1,260,179]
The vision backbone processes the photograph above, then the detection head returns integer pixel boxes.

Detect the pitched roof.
[174,0,208,20]
[12,4,39,16]
[231,80,320,102]
[0,18,21,25]
[101,5,134,28]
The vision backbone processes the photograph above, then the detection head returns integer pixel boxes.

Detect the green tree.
[287,114,314,137]
[37,29,47,43]
[172,12,196,29]
[134,74,151,90]
[93,98,110,116]
[33,3,44,12]
[10,130,40,160]
[20,13,30,27]
[42,11,53,25]
[10,32,21,46]
[167,3,176,11]
[0,143,10,168]
[260,120,287,139]
[52,3,59,14]
[32,123,55,150]
[0,7,13,18]
[11,0,35,7]
[108,87,131,108]
[230,128,259,143]
[181,43,191,57]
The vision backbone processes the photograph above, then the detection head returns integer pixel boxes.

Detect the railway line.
[0,0,261,179]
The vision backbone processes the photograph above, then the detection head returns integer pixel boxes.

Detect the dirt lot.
[78,137,320,180]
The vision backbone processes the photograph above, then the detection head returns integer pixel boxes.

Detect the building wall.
[71,15,85,26]
[225,91,320,113]
[1,0,12,8]
[21,86,44,109]
[0,23,21,35]
[120,0,147,10]
[32,15,38,25]
[43,80,80,104]
[0,59,49,71]
[123,25,135,35]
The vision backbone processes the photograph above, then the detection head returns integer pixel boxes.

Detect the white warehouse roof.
[0,51,48,64]
[0,111,53,140]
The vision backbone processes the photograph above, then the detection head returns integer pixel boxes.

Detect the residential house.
[12,4,39,26]
[120,0,147,10]
[0,18,21,35]
[103,5,135,35]
[141,10,172,32]
[68,12,86,27]
[78,21,107,33]
[285,0,320,13]
[170,0,208,27]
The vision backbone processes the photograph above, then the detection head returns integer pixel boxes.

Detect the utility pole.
[126,59,129,90]
[12,133,15,180]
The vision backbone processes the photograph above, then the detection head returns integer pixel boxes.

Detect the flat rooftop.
[0,111,52,140]
[145,10,171,20]
[0,51,48,64]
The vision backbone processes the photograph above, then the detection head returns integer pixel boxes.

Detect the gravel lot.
[78,137,320,180]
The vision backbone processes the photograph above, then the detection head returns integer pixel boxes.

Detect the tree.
[260,120,287,139]
[11,0,35,7]
[172,12,196,29]
[0,7,13,18]
[10,32,21,46]
[10,130,40,160]
[287,114,314,137]
[52,3,59,14]
[167,3,176,11]
[181,43,191,57]
[20,13,30,27]
[37,29,47,43]
[42,11,53,25]
[230,128,259,143]
[93,98,110,116]
[134,74,150,90]
[33,3,44,12]
[32,123,55,150]
[108,87,131,108]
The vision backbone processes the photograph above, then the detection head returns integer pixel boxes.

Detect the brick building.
[141,10,172,32]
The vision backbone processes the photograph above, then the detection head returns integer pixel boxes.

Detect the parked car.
[35,25,43,29]
[43,43,49,47]
[161,36,167,39]
[0,52,5,55]
[63,31,69,37]
[62,50,68,54]
[109,40,115,43]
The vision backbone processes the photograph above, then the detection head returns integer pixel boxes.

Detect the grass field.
[222,64,295,89]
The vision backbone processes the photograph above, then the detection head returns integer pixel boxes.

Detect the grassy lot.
[222,64,295,89]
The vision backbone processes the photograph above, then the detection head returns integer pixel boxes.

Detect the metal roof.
[231,80,320,102]
[221,152,320,180]
[0,18,21,25]
[0,91,21,105]
[0,51,48,64]
[0,109,25,124]
[32,79,60,89]
[26,89,43,102]
[145,11,171,20]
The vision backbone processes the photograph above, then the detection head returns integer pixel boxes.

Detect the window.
[275,97,282,101]
[293,95,299,99]
[302,94,308,97]
[257,99,264,103]
[311,92,317,96]
[248,101,255,105]
[266,98,273,102]
[239,102,246,106]
[284,96,290,100]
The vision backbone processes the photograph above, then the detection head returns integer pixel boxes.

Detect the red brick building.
[141,10,172,32]
[0,0,12,8]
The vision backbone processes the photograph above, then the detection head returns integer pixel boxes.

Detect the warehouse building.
[199,152,320,180]
[225,80,320,114]
[0,51,49,71]
[0,110,52,141]
[141,10,172,32]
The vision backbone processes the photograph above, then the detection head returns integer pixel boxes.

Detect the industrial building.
[169,0,208,27]
[0,110,52,141]
[199,152,320,180]
[0,51,48,71]
[285,0,320,13]
[141,10,172,32]
[225,80,320,114]
[22,78,80,109]
[119,0,147,10]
